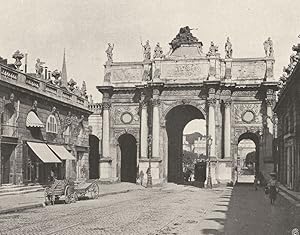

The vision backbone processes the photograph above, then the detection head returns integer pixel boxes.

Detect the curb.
[98,189,132,198]
[0,203,45,215]
[0,188,139,215]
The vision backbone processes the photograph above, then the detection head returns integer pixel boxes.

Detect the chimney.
[45,66,48,80]
[24,53,28,73]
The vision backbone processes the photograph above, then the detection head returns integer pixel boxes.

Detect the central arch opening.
[237,132,259,183]
[166,105,206,183]
[118,134,137,183]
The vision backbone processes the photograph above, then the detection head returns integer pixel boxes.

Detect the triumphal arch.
[97,27,279,184]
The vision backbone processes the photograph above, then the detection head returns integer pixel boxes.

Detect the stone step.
[0,188,45,197]
[0,184,44,196]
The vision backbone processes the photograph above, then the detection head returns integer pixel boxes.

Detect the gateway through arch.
[97,27,279,185]
[166,104,205,183]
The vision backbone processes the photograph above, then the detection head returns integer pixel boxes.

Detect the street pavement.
[0,183,298,235]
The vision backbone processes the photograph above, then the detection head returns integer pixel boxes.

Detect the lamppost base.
[206,177,213,189]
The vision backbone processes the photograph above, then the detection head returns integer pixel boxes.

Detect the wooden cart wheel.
[44,187,51,206]
[90,183,100,199]
[64,185,71,204]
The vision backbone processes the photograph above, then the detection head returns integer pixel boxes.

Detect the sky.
[0,0,299,106]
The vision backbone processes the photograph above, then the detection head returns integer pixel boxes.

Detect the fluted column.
[140,100,148,158]
[208,98,216,157]
[102,101,111,158]
[224,99,232,158]
[152,98,160,159]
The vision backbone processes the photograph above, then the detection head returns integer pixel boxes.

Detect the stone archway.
[118,134,137,183]
[165,104,206,183]
[236,132,260,183]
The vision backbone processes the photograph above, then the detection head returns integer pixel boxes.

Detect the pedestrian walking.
[267,172,278,205]
[254,175,258,190]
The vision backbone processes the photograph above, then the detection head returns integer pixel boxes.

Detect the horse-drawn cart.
[74,179,100,200]
[44,179,100,205]
[44,179,76,205]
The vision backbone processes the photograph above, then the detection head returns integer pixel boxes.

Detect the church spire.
[61,49,68,88]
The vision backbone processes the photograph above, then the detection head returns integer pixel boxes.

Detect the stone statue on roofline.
[207,41,218,57]
[67,79,77,91]
[35,58,45,78]
[153,42,163,59]
[141,40,151,61]
[12,50,24,70]
[263,37,274,57]
[51,70,61,86]
[105,43,114,64]
[169,26,200,51]
[225,37,233,59]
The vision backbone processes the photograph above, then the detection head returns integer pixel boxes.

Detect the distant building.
[192,136,206,156]
[274,39,300,191]
[0,51,91,185]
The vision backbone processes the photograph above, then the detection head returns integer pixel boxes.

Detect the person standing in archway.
[267,173,278,204]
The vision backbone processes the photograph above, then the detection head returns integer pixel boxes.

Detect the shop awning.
[48,144,76,160]
[27,142,61,163]
[26,111,44,128]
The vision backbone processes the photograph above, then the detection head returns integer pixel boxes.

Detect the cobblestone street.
[0,184,298,235]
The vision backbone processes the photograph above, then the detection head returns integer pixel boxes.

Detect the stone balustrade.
[0,64,89,110]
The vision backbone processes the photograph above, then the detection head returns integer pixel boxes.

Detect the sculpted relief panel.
[231,61,265,81]
[111,105,140,126]
[232,103,262,125]
[160,61,209,80]
[111,67,143,83]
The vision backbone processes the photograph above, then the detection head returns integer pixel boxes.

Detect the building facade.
[0,52,91,185]
[97,27,279,184]
[275,39,300,191]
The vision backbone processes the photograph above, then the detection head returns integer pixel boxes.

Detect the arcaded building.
[0,51,92,185]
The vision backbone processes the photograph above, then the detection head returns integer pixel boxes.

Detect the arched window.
[46,115,57,134]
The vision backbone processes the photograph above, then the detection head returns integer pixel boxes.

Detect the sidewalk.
[0,182,143,215]
[278,184,300,206]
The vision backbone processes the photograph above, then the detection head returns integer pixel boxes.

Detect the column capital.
[224,99,232,107]
[139,100,148,108]
[265,98,275,107]
[151,98,161,107]
[102,102,111,110]
[207,98,216,107]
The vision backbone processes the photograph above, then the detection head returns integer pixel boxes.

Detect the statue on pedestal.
[51,70,61,86]
[35,58,45,77]
[153,42,163,59]
[105,43,114,64]
[263,37,274,57]
[207,41,218,57]
[169,26,200,51]
[141,40,151,61]
[225,37,233,59]
[12,50,24,70]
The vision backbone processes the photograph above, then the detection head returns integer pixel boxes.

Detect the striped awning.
[26,111,44,128]
[27,142,61,163]
[48,144,76,160]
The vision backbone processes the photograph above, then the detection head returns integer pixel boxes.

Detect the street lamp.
[206,135,213,189]
[147,134,152,188]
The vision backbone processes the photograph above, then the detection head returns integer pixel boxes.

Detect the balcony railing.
[1,124,18,137]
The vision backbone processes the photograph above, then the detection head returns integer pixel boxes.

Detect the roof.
[27,142,61,163]
[26,111,44,128]
[48,144,76,160]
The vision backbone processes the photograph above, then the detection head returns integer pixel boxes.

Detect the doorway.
[118,134,137,183]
